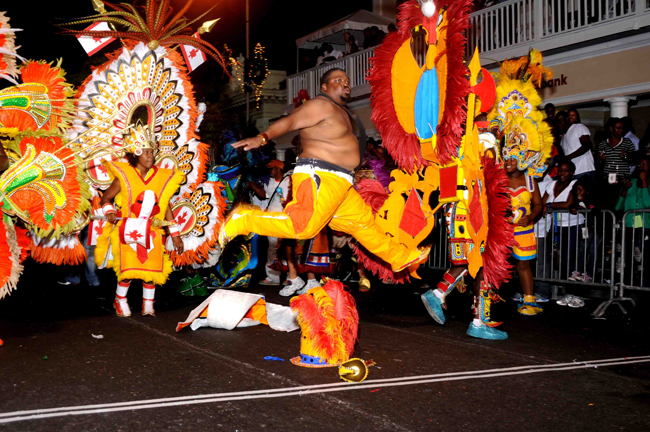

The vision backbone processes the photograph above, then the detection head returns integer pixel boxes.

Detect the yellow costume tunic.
[510,186,537,261]
[95,161,184,285]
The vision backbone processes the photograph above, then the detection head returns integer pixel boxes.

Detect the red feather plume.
[482,156,515,288]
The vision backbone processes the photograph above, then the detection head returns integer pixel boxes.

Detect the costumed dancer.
[219,67,430,275]
[488,50,553,316]
[365,0,515,339]
[96,126,185,316]
[60,1,231,298]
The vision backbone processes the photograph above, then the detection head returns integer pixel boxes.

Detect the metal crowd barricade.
[595,209,650,317]
[425,208,449,271]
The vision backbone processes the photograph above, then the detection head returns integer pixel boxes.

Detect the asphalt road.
[1,262,649,431]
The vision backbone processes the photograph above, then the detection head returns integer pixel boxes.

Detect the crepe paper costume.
[218,158,429,275]
[488,50,553,188]
[289,280,359,368]
[95,159,184,285]
[0,12,23,85]
[510,186,537,261]
[361,0,513,288]
[165,181,227,267]
[176,289,299,333]
[271,229,334,276]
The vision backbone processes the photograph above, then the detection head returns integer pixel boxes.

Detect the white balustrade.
[468,0,648,55]
[286,47,376,103]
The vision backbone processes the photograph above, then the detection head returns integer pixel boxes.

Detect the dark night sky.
[3,0,375,94]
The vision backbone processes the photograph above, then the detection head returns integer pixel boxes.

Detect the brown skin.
[231,70,360,171]
[0,145,9,172]
[504,158,542,298]
[621,158,650,196]
[100,148,183,254]
[542,162,575,214]
[599,121,629,161]
[563,110,593,162]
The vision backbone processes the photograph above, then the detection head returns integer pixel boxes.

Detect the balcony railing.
[468,0,650,55]
[286,47,376,103]
[287,0,650,103]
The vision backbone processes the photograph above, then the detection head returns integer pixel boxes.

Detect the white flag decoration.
[180,33,207,73]
[76,22,116,56]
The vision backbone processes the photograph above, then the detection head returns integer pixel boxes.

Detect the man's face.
[545,106,555,119]
[271,166,283,180]
[323,71,351,103]
[555,115,568,133]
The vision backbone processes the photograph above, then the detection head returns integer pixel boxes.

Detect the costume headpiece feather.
[0,11,24,85]
[59,0,227,72]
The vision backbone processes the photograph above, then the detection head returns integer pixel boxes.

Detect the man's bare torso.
[299,97,360,171]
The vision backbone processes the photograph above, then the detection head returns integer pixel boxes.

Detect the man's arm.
[231,98,331,151]
[565,134,592,161]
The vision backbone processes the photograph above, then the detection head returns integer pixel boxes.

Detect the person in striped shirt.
[597,118,636,210]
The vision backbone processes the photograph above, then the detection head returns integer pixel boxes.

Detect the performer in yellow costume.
[220,68,429,274]
[96,126,185,317]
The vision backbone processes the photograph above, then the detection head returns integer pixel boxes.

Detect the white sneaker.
[279,277,305,297]
[557,295,574,306]
[567,296,585,308]
[634,247,642,262]
[296,278,321,295]
[568,271,581,281]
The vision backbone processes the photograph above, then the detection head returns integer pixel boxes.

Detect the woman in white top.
[542,161,585,279]
[559,109,596,182]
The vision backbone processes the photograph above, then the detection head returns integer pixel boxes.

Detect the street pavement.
[1,262,649,431]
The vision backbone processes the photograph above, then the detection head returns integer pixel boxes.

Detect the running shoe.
[535,294,550,303]
[295,278,321,295]
[556,294,574,306]
[279,276,305,297]
[511,292,523,302]
[567,296,585,308]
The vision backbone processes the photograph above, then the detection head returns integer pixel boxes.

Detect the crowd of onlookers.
[532,104,650,297]
[299,25,397,71]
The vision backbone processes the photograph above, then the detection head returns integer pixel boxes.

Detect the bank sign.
[540,74,568,89]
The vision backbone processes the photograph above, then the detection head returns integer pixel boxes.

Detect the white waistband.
[293,164,354,184]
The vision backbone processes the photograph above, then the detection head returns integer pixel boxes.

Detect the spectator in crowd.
[544,103,556,126]
[388,23,398,33]
[615,155,650,280]
[560,108,596,182]
[532,161,555,302]
[621,116,640,174]
[639,125,650,156]
[257,160,291,286]
[597,117,636,210]
[568,176,601,283]
[369,26,386,46]
[316,44,343,66]
[343,32,359,55]
[541,161,584,280]
[363,27,373,49]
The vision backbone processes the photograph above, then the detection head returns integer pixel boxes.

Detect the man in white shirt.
[622,117,640,174]
[316,44,343,66]
[258,160,291,285]
[559,109,595,181]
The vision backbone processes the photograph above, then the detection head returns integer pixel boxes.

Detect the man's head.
[621,116,634,135]
[323,44,333,54]
[555,110,568,133]
[544,103,555,120]
[266,159,284,180]
[320,68,351,103]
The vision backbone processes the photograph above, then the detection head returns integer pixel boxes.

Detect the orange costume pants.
[223,158,420,272]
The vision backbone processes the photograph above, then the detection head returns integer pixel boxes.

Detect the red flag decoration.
[88,209,105,246]
[180,32,207,73]
[76,22,116,56]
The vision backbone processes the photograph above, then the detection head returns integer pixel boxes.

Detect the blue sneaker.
[421,290,446,325]
[511,293,523,302]
[467,322,508,340]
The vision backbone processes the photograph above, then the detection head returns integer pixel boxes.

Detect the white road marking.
[1,355,648,424]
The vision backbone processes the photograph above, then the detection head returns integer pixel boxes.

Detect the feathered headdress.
[123,122,158,155]
[0,11,24,85]
[290,280,359,367]
[58,0,227,71]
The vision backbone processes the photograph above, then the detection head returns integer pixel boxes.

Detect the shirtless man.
[219,68,428,273]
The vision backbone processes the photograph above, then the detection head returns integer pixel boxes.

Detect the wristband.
[168,224,179,235]
[102,203,116,215]
[258,132,269,146]
[170,231,180,238]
